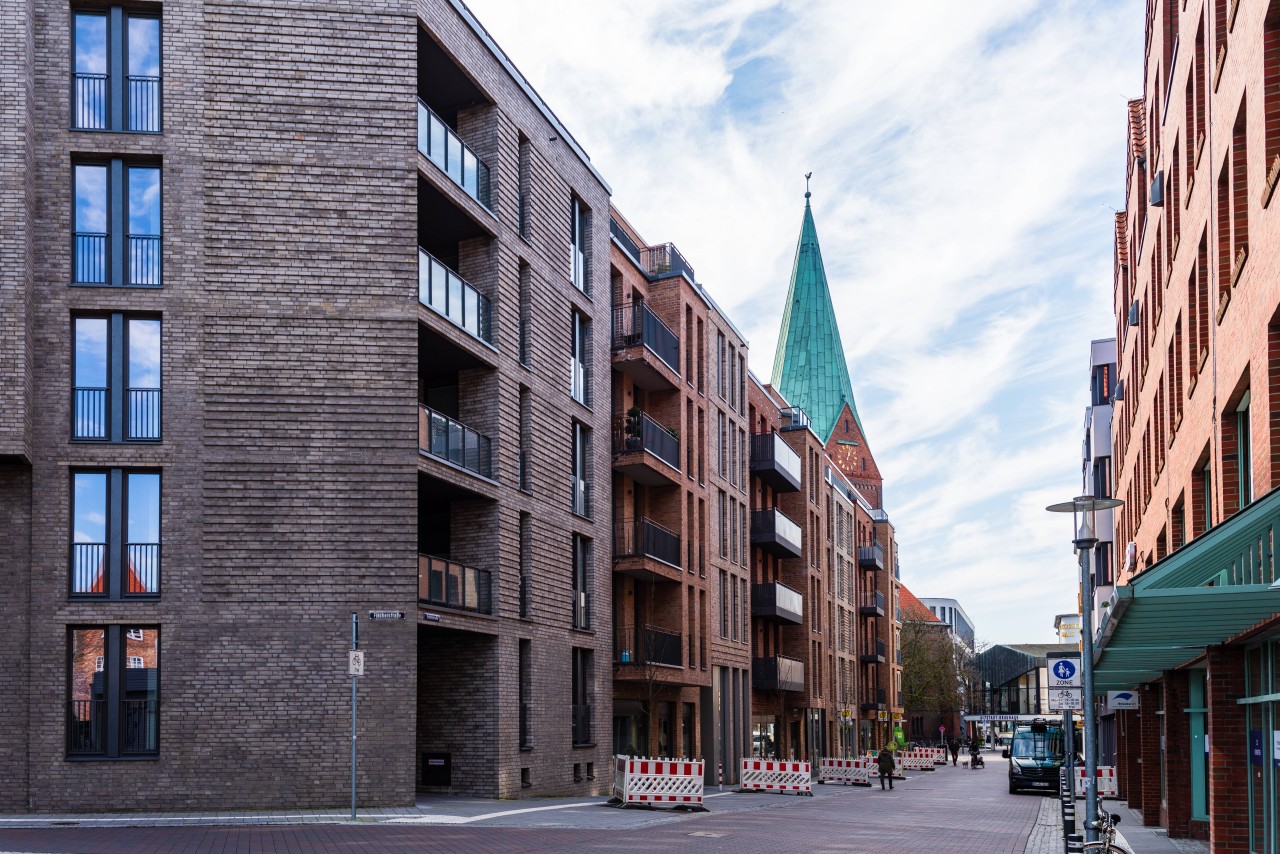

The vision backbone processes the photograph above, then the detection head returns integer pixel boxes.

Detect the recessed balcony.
[613,411,680,485]
[612,302,680,390]
[751,581,803,625]
[419,248,494,347]
[860,638,886,664]
[613,517,682,583]
[418,554,492,615]
[860,688,887,712]
[858,544,885,571]
[779,406,810,432]
[750,508,802,559]
[614,623,700,686]
[417,100,491,211]
[752,655,804,693]
[859,589,885,618]
[750,431,802,493]
[419,404,494,481]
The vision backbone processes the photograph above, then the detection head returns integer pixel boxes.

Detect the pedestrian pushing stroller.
[968,742,985,769]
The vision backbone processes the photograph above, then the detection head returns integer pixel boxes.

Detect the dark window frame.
[66,624,161,759]
[70,467,162,600]
[72,312,162,443]
[72,157,163,288]
[71,7,163,133]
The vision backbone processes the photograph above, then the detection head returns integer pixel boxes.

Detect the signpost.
[1107,691,1139,710]
[349,613,359,820]
[1048,688,1083,711]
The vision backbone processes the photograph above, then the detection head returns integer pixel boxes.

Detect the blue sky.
[465,0,1144,644]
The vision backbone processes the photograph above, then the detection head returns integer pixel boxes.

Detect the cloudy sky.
[464,0,1142,644]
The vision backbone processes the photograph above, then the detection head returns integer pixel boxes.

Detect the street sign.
[368,611,405,621]
[1048,688,1082,711]
[1046,655,1082,688]
[1107,690,1139,709]
[348,650,365,677]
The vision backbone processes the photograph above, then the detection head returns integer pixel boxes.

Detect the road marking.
[387,800,601,825]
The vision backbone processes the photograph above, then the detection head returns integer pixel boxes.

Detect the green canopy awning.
[1093,486,1280,693]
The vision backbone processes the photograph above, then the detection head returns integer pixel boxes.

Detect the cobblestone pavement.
[0,752,1042,853]
[1024,788,1208,854]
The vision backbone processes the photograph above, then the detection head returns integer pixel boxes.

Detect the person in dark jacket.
[877,744,896,790]
[948,737,960,766]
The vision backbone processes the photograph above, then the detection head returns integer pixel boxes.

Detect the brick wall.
[1138,680,1162,824]
[1207,644,1249,852]
[1162,671,1191,835]
[0,0,32,461]
[0,464,32,810]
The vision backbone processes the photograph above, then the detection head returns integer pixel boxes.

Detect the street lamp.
[1046,495,1123,844]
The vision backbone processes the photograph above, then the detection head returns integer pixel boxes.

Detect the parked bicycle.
[1081,809,1132,854]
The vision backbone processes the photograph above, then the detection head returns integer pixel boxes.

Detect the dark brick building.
[1,0,612,810]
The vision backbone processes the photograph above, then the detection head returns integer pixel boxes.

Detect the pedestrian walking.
[877,744,895,790]
[947,736,959,766]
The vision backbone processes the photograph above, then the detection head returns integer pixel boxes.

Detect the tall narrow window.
[1230,103,1249,284]
[72,469,160,598]
[570,198,588,293]
[1266,8,1280,203]
[519,513,532,618]
[570,311,589,406]
[67,625,160,757]
[572,535,591,629]
[519,640,532,747]
[518,263,531,366]
[1202,460,1214,531]
[571,648,593,746]
[518,386,531,491]
[1237,391,1253,506]
[571,422,590,517]
[73,161,161,286]
[73,314,161,442]
[517,134,531,239]
[72,9,161,132]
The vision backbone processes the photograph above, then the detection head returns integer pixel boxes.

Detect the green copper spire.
[770,185,862,443]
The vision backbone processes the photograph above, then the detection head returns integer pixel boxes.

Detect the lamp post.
[1046,495,1123,843]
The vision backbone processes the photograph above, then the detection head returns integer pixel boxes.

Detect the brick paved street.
[0,753,1047,853]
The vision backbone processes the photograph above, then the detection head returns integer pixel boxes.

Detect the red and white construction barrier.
[612,756,705,809]
[1073,766,1119,799]
[901,750,936,771]
[818,757,872,786]
[740,758,813,795]
[931,748,948,765]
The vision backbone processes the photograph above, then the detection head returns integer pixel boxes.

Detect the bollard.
[1065,833,1084,853]
[718,762,723,792]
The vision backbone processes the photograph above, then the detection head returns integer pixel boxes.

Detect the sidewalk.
[1024,794,1208,854]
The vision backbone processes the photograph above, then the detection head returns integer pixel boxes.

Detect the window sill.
[69,127,163,136]
[66,754,160,762]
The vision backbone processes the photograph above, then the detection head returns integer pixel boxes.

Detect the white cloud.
[466,0,1141,642]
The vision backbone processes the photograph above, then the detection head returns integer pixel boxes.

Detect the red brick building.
[1095,0,1280,847]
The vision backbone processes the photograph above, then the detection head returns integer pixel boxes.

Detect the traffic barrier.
[818,757,871,786]
[1072,766,1118,799]
[612,756,706,809]
[931,747,948,765]
[740,758,813,795]
[901,750,936,771]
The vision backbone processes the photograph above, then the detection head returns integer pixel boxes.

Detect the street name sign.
[1046,654,1082,688]
[1047,687,1082,711]
[369,611,405,621]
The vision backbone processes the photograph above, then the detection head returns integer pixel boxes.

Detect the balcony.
[613,411,680,485]
[614,624,698,686]
[751,508,802,559]
[858,544,885,571]
[860,688,887,713]
[751,581,803,625]
[779,406,810,432]
[859,590,885,618]
[860,638,886,664]
[418,554,492,615]
[419,405,494,480]
[613,517,682,583]
[417,100,492,210]
[612,302,680,390]
[640,242,695,283]
[752,655,805,693]
[750,432,802,493]
[418,248,494,346]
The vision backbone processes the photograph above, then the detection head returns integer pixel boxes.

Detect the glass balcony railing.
[417,100,491,210]
[418,554,492,614]
[418,404,494,479]
[418,248,493,345]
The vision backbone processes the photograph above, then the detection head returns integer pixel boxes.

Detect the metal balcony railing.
[612,302,680,373]
[641,625,682,667]
[127,388,161,440]
[751,581,804,624]
[572,703,592,745]
[66,700,106,755]
[419,404,494,479]
[127,76,161,132]
[121,698,159,754]
[861,589,885,616]
[73,73,108,129]
[613,518,681,568]
[752,655,804,692]
[128,234,162,285]
[416,100,492,209]
[750,508,803,556]
[71,543,106,594]
[779,406,810,432]
[640,242,695,283]
[418,248,494,345]
[572,479,592,518]
[614,411,680,470]
[74,232,108,284]
[125,543,160,594]
[418,554,492,614]
[750,431,802,491]
[73,387,108,439]
[858,544,885,570]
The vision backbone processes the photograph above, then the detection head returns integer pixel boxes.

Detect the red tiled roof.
[898,585,940,623]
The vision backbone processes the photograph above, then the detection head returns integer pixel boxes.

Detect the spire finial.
[804,172,812,199]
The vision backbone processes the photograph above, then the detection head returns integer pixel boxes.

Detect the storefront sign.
[1251,730,1264,766]
[1273,731,1280,769]
[1106,690,1139,709]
